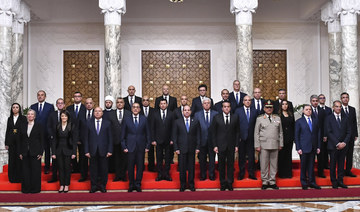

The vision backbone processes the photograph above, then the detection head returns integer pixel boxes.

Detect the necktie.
[268,115,272,123]
[96,120,100,135]
[205,111,210,127]
[145,107,148,117]
[186,118,189,132]
[162,110,166,122]
[314,108,318,117]
[337,115,341,128]
[345,107,349,116]
[246,108,250,122]
[130,96,133,107]
[225,115,229,125]
[87,110,91,120]
[307,117,312,132]
[39,104,43,114]
[75,105,79,117]
[257,100,261,112]
[57,111,60,122]
[134,116,139,128]
[118,110,122,124]
[236,93,239,105]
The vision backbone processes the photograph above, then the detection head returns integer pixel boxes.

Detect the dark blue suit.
[194,109,218,179]
[30,102,55,172]
[121,115,151,189]
[84,118,113,190]
[191,96,214,115]
[229,91,247,109]
[235,106,257,178]
[311,106,327,176]
[295,116,320,186]
[251,98,265,115]
[325,113,351,185]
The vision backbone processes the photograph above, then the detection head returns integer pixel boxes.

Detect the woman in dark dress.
[19,109,43,193]
[51,110,77,193]
[278,100,295,178]
[5,103,27,183]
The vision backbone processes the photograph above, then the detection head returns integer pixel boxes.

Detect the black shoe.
[47,178,58,183]
[228,185,233,191]
[261,185,268,190]
[318,174,326,178]
[164,176,172,181]
[120,177,127,182]
[338,182,348,189]
[200,177,206,181]
[113,178,120,182]
[269,184,279,189]
[332,183,338,189]
[209,176,215,181]
[190,187,196,192]
[249,175,257,180]
[128,187,134,192]
[309,184,321,189]
[78,178,87,182]
[180,187,185,192]
[302,185,308,190]
[100,188,107,193]
[237,175,244,180]
[220,185,226,191]
[345,172,356,177]
[136,187,142,192]
[155,176,162,181]
[89,188,97,193]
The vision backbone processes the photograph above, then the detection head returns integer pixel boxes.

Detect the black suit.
[191,96,214,115]
[155,96,178,111]
[229,91,247,109]
[342,106,358,174]
[211,113,240,188]
[47,110,62,181]
[214,100,236,114]
[5,115,26,183]
[107,109,131,180]
[151,109,174,178]
[140,106,156,170]
[19,122,44,193]
[251,98,266,115]
[325,113,351,185]
[311,106,327,176]
[174,106,184,120]
[273,99,294,115]
[123,95,142,111]
[172,117,200,189]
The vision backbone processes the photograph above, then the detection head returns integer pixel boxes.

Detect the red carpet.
[1,161,360,191]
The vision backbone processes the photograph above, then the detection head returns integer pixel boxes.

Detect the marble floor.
[1,201,360,212]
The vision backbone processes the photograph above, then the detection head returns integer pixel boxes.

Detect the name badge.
[13,129,17,134]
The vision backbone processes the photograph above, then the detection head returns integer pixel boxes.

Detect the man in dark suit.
[151,99,174,181]
[140,96,156,171]
[310,95,327,178]
[191,84,214,114]
[229,79,247,110]
[103,95,114,121]
[318,94,332,170]
[273,89,294,114]
[214,89,236,113]
[108,97,131,182]
[318,94,332,116]
[325,100,351,189]
[212,100,240,191]
[235,95,257,180]
[173,105,200,192]
[47,98,67,183]
[194,97,218,181]
[66,91,86,175]
[124,85,142,111]
[340,92,358,177]
[174,95,188,120]
[84,107,113,193]
[295,105,321,190]
[251,88,265,115]
[30,90,55,174]
[121,103,151,192]
[155,85,178,111]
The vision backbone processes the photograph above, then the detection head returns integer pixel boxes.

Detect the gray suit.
[254,114,284,186]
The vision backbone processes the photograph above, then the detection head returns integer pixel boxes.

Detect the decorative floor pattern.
[1,201,360,212]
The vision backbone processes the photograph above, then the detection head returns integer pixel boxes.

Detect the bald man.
[123,85,142,111]
[155,85,178,111]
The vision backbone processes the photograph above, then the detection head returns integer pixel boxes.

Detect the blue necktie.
[75,105,79,117]
[96,120,100,135]
[205,111,210,128]
[307,117,312,132]
[246,108,250,123]
[134,116,139,128]
[337,115,341,128]
[186,118,189,132]
[236,93,239,105]
[39,104,43,114]
[257,100,261,113]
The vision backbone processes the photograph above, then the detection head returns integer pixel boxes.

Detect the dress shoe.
[64,186,69,193]
[220,186,226,191]
[332,183,338,189]
[128,187,134,192]
[200,177,206,181]
[269,184,279,190]
[345,172,357,177]
[89,189,97,193]
[179,187,185,192]
[164,176,172,181]
[209,176,215,181]
[136,187,142,192]
[302,186,308,190]
[261,185,268,190]
[113,178,120,182]
[190,187,196,192]
[318,174,326,178]
[309,184,321,189]
[100,188,107,193]
[155,176,162,181]
[228,185,234,191]
[58,186,64,193]
[249,175,257,180]
[338,182,348,189]
[78,178,87,182]
[237,175,244,180]
[47,178,58,183]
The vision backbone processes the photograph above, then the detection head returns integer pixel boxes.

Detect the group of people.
[4,80,357,193]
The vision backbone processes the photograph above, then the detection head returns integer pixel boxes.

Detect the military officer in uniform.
[254,100,283,190]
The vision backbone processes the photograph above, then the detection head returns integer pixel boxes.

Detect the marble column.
[11,2,30,105]
[321,2,342,104]
[230,0,258,95]
[0,0,21,172]
[99,0,126,100]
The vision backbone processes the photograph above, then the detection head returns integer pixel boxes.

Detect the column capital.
[230,0,258,25]
[321,2,341,33]
[333,0,360,26]
[0,0,21,27]
[12,2,30,34]
[99,0,126,26]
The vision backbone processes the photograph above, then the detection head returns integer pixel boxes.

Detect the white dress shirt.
[223,112,230,124]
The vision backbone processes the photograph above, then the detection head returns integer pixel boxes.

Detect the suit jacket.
[320,105,332,116]
[155,96,178,111]
[342,106,358,139]
[211,113,240,152]
[229,91,247,109]
[151,109,174,145]
[30,102,55,136]
[251,98,266,115]
[47,110,61,141]
[66,104,86,128]
[123,95,142,111]
[311,106,326,138]
[191,96,214,114]
[78,109,94,143]
[19,122,44,157]
[273,99,294,115]
[108,109,132,145]
[140,106,155,122]
[194,109,218,147]
[295,116,320,153]
[5,115,27,147]
[102,109,114,120]
[51,123,77,156]
[121,115,151,153]
[235,106,257,141]
[84,118,113,157]
[254,114,284,150]
[214,100,236,114]
[325,114,351,151]
[174,106,184,120]
[172,117,201,154]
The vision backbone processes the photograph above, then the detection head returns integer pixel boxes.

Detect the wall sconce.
[71,64,76,68]
[259,80,263,84]
[199,64,203,68]
[88,64,93,68]
[166,64,170,68]
[183,81,187,84]
[275,64,279,67]
[150,97,154,101]
[182,64,187,68]
[72,81,76,85]
[199,81,203,84]
[259,64,263,67]
[149,64,154,68]
[150,81,154,84]
[88,81,93,84]
[166,81,170,84]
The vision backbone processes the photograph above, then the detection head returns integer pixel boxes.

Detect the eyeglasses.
[319,97,325,99]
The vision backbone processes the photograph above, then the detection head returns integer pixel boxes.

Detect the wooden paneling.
[253,50,287,100]
[63,51,99,107]
[142,51,211,107]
